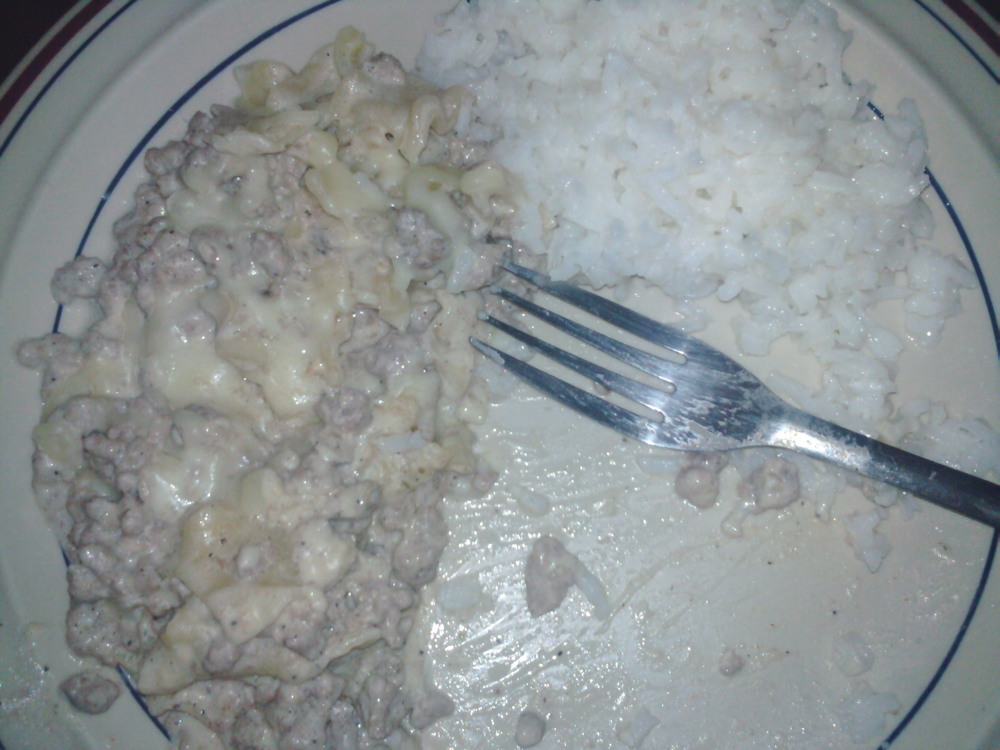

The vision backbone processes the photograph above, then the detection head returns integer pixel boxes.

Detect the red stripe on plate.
[0,0,114,128]
[941,0,1000,56]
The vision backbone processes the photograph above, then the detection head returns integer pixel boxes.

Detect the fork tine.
[500,261,740,374]
[470,337,662,444]
[480,313,671,414]
[492,285,691,386]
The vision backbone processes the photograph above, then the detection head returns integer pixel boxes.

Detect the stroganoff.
[19,28,520,748]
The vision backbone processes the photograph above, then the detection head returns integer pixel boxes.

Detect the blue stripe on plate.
[116,666,170,740]
[911,0,1000,84]
[33,4,1000,749]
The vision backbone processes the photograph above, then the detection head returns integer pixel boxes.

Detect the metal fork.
[471,261,1000,528]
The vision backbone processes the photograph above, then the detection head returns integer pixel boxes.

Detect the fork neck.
[764,407,873,473]
[765,406,1000,528]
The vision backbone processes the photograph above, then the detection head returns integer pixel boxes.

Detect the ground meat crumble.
[19,29,526,749]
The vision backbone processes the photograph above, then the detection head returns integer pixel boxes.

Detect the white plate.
[0,2,997,749]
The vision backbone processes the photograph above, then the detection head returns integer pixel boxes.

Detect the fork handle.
[775,410,1000,528]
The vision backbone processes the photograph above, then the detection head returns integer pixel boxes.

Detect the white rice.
[417,0,997,525]
[417,0,979,432]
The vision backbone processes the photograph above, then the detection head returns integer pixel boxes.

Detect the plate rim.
[0,1,998,748]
